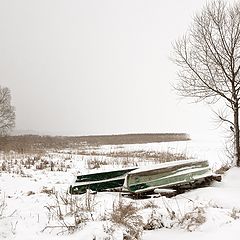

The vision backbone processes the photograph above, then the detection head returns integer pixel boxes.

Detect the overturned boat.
[69,167,137,194]
[123,159,221,195]
[69,159,221,195]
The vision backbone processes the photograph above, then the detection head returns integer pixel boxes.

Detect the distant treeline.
[0,133,190,153]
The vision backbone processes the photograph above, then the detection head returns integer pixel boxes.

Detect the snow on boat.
[123,159,221,194]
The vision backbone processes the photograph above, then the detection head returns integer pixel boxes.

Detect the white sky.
[0,0,234,136]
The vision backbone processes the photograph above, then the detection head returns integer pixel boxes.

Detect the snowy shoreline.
[1,137,239,240]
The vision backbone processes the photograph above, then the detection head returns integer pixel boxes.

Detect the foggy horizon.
[1,0,234,137]
[11,128,190,137]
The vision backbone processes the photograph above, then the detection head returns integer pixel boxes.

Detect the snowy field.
[1,134,240,240]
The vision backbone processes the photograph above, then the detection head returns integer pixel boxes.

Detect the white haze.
[0,0,235,137]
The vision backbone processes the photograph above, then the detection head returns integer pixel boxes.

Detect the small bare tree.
[173,0,240,166]
[0,86,15,135]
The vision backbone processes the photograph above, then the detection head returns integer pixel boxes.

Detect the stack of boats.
[69,159,221,196]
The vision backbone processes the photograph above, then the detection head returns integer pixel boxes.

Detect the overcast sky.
[0,0,234,136]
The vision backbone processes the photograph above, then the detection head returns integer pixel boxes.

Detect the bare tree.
[173,0,240,166]
[0,86,15,136]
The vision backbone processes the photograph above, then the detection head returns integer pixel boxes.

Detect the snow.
[142,167,240,240]
[128,159,207,174]
[1,136,240,240]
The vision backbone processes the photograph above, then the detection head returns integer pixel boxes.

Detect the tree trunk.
[234,104,240,166]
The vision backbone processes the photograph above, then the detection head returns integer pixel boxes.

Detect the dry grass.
[40,187,56,196]
[230,207,240,220]
[86,157,108,169]
[143,210,164,230]
[43,190,96,234]
[215,164,231,174]
[107,199,143,240]
[0,133,190,153]
[1,133,190,172]
[142,200,159,209]
[84,150,189,169]
[0,152,72,175]
[178,206,206,232]
[0,195,7,218]
[81,149,187,161]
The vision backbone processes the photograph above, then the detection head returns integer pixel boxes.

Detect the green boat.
[69,167,137,194]
[123,159,220,194]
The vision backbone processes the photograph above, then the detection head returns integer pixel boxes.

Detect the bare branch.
[0,86,15,136]
[172,0,240,166]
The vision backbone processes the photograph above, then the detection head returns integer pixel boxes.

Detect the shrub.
[108,199,143,240]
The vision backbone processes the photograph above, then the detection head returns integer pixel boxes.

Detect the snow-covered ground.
[1,135,239,240]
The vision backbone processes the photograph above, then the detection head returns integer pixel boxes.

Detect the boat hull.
[70,167,137,194]
[124,159,216,194]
